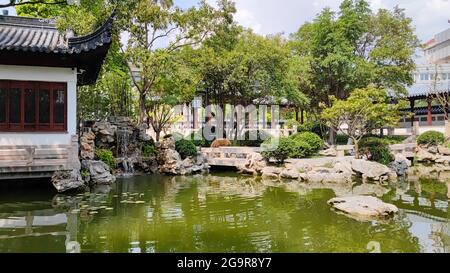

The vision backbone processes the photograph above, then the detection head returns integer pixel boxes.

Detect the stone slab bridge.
[201,147,261,167]
[201,143,417,168]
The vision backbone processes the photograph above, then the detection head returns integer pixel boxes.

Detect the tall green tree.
[322,86,407,158]
[119,0,235,124]
[290,0,419,110]
[195,29,309,109]
[1,0,69,9]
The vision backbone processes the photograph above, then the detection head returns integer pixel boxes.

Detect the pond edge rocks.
[239,154,398,183]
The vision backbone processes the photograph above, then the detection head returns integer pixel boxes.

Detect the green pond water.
[0,173,449,253]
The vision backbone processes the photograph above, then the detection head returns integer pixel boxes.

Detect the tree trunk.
[139,92,147,124]
[155,130,161,142]
[328,127,336,145]
[354,139,359,159]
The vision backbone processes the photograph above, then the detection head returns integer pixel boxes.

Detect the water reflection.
[0,173,448,253]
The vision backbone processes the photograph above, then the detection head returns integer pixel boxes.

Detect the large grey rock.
[137,156,159,173]
[82,160,116,185]
[237,152,267,175]
[427,145,439,154]
[137,123,151,141]
[261,167,282,179]
[389,153,411,176]
[319,147,338,157]
[416,147,437,162]
[157,138,176,150]
[52,169,87,193]
[280,170,299,180]
[158,147,208,175]
[92,122,117,144]
[333,160,353,175]
[351,159,392,181]
[435,155,450,165]
[438,145,450,156]
[307,172,352,184]
[328,196,398,221]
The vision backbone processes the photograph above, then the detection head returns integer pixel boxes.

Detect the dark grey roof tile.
[0,14,113,55]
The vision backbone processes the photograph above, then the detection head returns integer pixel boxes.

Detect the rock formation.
[328,196,399,221]
[239,155,397,183]
[52,169,87,193]
[80,131,95,160]
[157,138,209,175]
[81,160,116,185]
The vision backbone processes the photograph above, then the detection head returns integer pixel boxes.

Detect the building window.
[0,80,67,132]
[420,73,429,81]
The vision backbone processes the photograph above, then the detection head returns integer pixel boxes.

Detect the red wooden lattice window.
[0,80,67,132]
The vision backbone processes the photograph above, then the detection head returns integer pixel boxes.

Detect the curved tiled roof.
[0,13,114,85]
[0,14,113,54]
[407,82,450,98]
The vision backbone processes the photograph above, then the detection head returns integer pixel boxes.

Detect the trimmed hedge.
[417,131,445,146]
[175,139,197,159]
[290,132,324,152]
[358,137,394,165]
[261,137,313,164]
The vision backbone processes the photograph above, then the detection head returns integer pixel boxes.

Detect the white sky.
[2,0,450,44]
[205,0,450,43]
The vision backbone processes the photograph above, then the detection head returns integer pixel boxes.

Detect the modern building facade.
[425,27,450,64]
[395,27,450,136]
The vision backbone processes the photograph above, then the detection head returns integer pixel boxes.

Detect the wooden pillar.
[300,109,304,124]
[261,105,267,129]
[427,96,433,126]
[410,99,415,128]
[193,106,199,130]
[295,108,299,122]
[271,106,277,129]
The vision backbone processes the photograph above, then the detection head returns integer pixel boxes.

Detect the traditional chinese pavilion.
[0,13,113,179]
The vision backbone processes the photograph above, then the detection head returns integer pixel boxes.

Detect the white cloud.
[223,0,450,42]
[234,8,262,33]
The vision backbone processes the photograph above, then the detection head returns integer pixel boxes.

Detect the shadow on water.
[0,178,57,203]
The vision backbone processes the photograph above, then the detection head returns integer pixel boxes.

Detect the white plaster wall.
[0,65,77,146]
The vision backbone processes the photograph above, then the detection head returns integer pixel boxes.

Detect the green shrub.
[417,131,445,146]
[290,132,324,152]
[81,169,90,179]
[363,134,407,145]
[261,138,292,164]
[142,145,156,157]
[95,149,115,169]
[358,137,394,165]
[175,139,197,159]
[381,135,408,145]
[142,138,155,147]
[289,140,313,159]
[261,137,312,163]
